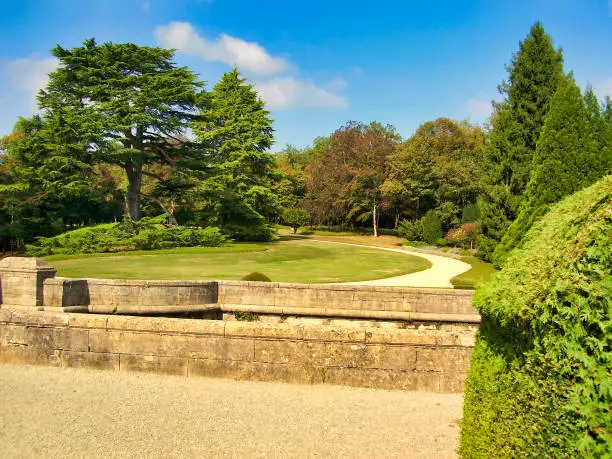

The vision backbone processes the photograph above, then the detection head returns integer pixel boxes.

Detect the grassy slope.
[48,239,431,283]
[451,256,499,289]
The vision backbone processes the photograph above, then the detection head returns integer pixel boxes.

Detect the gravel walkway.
[315,240,471,288]
[0,364,462,458]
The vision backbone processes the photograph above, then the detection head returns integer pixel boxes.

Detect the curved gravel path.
[0,364,462,458]
[314,240,471,288]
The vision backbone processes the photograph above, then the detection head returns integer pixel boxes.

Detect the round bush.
[460,176,611,457]
[240,272,272,282]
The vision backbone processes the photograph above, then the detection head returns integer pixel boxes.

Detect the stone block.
[254,340,325,365]
[365,328,437,346]
[105,315,224,336]
[364,344,418,371]
[416,348,471,373]
[68,314,108,330]
[325,342,369,368]
[225,321,302,340]
[119,354,188,376]
[0,308,12,322]
[324,367,441,392]
[9,309,69,327]
[61,350,119,371]
[188,359,324,384]
[301,325,365,343]
[0,346,62,366]
[25,327,89,352]
[89,330,254,361]
[0,324,27,346]
[0,257,56,307]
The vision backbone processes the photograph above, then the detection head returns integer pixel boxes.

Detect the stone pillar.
[0,257,57,310]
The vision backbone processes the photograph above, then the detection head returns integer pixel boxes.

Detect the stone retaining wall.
[0,308,475,393]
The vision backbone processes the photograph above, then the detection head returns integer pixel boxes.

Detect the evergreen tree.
[492,75,609,265]
[192,69,277,239]
[39,38,205,221]
[477,22,564,261]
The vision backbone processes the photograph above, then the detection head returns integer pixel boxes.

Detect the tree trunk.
[373,203,378,237]
[125,162,143,221]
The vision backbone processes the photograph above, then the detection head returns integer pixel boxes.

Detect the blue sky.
[1,0,611,149]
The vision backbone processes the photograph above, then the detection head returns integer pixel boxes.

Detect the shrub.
[445,222,477,249]
[240,272,272,282]
[282,208,309,233]
[222,222,276,242]
[26,218,226,256]
[397,219,423,240]
[421,210,442,244]
[460,176,612,457]
[461,202,480,223]
[403,240,428,247]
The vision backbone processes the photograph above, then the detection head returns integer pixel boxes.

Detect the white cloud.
[155,21,289,75]
[466,98,492,119]
[324,76,347,92]
[255,77,348,110]
[3,57,58,109]
[594,78,612,98]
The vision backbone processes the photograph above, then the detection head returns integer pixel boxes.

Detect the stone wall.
[0,308,475,393]
[217,280,478,322]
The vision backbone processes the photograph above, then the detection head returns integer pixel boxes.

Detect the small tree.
[445,223,477,249]
[422,210,443,244]
[282,208,309,234]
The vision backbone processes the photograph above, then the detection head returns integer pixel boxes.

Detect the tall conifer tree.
[192,69,277,238]
[492,75,609,264]
[477,22,564,261]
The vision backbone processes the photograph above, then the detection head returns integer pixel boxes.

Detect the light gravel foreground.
[0,364,462,458]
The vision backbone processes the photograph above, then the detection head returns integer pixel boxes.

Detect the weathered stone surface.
[119,354,188,376]
[61,350,119,371]
[89,330,254,361]
[324,367,441,392]
[189,359,325,384]
[301,325,365,343]
[416,348,471,373]
[25,327,89,352]
[0,346,62,366]
[225,321,302,340]
[254,340,325,366]
[365,328,437,346]
[68,314,108,329]
[9,309,69,327]
[0,257,56,307]
[105,315,224,336]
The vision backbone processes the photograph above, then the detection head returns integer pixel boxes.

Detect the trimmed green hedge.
[26,216,227,256]
[460,176,611,457]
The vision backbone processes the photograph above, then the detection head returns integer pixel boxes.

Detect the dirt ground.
[0,364,463,458]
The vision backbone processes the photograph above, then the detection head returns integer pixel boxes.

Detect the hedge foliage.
[460,176,611,457]
[26,215,227,256]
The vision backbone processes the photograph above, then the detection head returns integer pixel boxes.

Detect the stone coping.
[0,307,476,347]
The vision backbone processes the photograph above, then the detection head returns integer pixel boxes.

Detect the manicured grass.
[451,256,499,289]
[47,239,431,283]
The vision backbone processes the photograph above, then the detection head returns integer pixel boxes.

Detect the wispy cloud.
[3,57,58,109]
[594,78,612,98]
[155,21,348,110]
[466,97,492,120]
[255,77,348,110]
[155,21,290,75]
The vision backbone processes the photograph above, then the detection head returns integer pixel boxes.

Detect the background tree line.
[1,22,610,264]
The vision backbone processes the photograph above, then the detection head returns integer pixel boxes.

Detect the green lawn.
[47,239,431,283]
[451,256,499,289]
